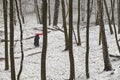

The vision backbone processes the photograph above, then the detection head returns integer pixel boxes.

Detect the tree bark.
[19,0,25,24]
[41,0,47,80]
[77,0,81,46]
[99,26,102,45]
[110,0,115,24]
[10,0,16,79]
[96,11,99,25]
[103,0,113,34]
[97,0,112,71]
[53,0,60,26]
[81,0,86,21]
[111,0,120,53]
[117,0,120,33]
[14,0,24,79]
[3,0,9,70]
[34,0,42,24]
[48,0,51,25]
[86,0,90,78]
[61,0,69,50]
[69,0,75,79]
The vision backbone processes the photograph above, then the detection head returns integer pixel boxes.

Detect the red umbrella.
[35,33,43,36]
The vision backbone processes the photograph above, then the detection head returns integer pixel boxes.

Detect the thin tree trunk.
[19,0,25,24]
[103,0,113,34]
[89,0,93,16]
[53,0,60,26]
[111,0,120,53]
[61,0,69,50]
[41,0,47,80]
[40,3,43,24]
[96,11,99,25]
[10,0,16,79]
[99,26,102,45]
[34,0,41,24]
[65,0,69,19]
[65,8,69,19]
[48,0,51,25]
[77,0,81,46]
[14,0,24,79]
[86,0,90,78]
[117,0,120,33]
[3,0,9,70]
[73,28,78,45]
[110,0,115,24]
[14,6,16,25]
[69,0,75,80]
[81,0,86,21]
[97,0,112,71]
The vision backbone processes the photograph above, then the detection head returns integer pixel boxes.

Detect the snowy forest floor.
[0,17,120,80]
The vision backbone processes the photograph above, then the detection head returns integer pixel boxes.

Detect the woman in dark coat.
[34,34,40,47]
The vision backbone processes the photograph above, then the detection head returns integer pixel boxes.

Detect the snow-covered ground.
[0,14,120,80]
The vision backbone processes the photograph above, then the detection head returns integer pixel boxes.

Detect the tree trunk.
[14,0,24,79]
[97,0,112,71]
[14,5,16,25]
[10,0,16,79]
[99,26,102,45]
[86,0,90,78]
[77,0,81,46]
[73,28,78,45]
[19,0,25,24]
[117,0,120,33]
[40,3,43,24]
[69,0,75,80]
[110,0,115,24]
[61,0,69,50]
[41,0,47,80]
[34,0,42,24]
[111,0,120,53]
[81,0,86,21]
[53,0,60,26]
[96,11,99,25]
[3,0,9,70]
[48,0,51,25]
[103,0,113,34]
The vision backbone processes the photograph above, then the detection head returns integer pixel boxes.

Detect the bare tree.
[48,0,51,25]
[81,0,86,21]
[77,0,81,46]
[86,0,91,78]
[3,0,9,70]
[10,0,16,79]
[117,0,120,33]
[97,0,112,71]
[69,0,75,79]
[99,26,102,45]
[110,0,115,24]
[34,0,41,24]
[14,3,17,25]
[14,0,24,79]
[19,0,25,24]
[53,0,60,26]
[41,0,47,80]
[61,0,69,50]
[103,0,113,34]
[111,0,120,53]
[96,11,99,25]
[73,28,78,45]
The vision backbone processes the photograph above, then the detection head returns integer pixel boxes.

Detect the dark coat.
[34,35,39,47]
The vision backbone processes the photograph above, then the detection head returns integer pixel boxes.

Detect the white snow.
[0,14,120,80]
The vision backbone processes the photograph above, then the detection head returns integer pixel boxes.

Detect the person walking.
[34,34,40,47]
